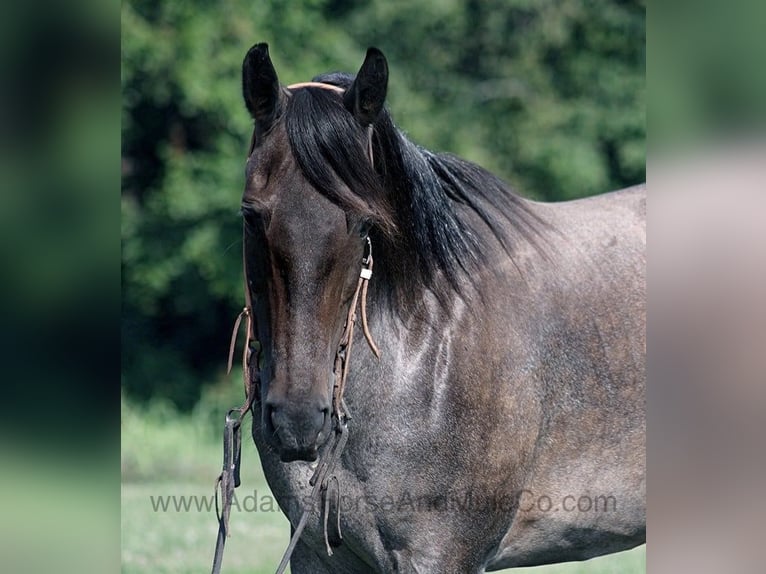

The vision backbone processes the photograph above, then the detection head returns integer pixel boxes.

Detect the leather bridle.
[211,81,380,574]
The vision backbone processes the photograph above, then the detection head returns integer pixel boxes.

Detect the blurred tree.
[344,0,645,198]
[122,0,644,409]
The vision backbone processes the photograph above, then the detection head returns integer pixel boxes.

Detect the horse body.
[240,44,645,573]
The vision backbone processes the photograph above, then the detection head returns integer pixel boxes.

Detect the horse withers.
[237,43,645,573]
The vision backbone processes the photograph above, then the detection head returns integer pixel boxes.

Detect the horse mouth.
[279,446,319,463]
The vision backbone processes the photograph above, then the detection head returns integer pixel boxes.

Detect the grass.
[122,482,289,574]
[0,445,118,574]
[121,393,645,573]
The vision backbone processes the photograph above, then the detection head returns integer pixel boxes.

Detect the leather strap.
[211,231,260,574]
[286,81,345,93]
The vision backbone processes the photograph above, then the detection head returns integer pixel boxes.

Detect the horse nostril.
[265,403,278,433]
[316,407,330,441]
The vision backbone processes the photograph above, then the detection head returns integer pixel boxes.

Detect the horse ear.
[344,47,388,126]
[242,43,281,130]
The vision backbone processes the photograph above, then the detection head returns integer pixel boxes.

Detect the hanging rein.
[210,82,380,574]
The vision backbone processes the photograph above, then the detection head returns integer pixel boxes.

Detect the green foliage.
[345,0,645,198]
[122,0,644,408]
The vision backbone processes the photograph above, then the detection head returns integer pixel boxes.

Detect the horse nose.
[265,397,329,461]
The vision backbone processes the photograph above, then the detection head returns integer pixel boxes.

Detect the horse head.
[241,44,388,462]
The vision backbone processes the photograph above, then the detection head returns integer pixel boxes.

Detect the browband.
[286,82,346,93]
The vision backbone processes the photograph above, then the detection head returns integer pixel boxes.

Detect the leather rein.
[211,81,380,574]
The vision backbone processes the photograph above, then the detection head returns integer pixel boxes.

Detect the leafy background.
[122,0,645,410]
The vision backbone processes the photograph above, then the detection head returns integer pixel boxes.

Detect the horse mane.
[283,72,549,307]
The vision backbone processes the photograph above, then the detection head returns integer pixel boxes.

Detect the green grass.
[122,482,289,574]
[0,445,118,574]
[121,394,645,573]
[506,548,644,574]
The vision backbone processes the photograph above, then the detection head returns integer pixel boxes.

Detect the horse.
[235,43,645,573]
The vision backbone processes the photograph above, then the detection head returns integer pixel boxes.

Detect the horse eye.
[241,205,271,228]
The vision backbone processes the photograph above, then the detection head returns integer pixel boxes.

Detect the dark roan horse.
[235,43,645,573]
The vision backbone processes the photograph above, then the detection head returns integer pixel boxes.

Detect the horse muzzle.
[264,397,330,462]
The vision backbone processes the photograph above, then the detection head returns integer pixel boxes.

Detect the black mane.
[284,72,548,306]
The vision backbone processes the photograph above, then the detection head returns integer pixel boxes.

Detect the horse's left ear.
[344,47,388,126]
